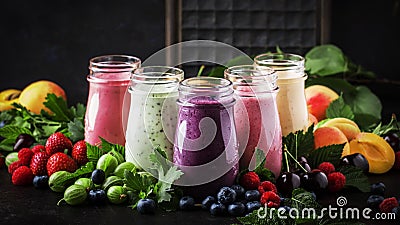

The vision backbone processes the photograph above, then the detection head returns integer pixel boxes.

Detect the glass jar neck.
[178,77,234,107]
[132,66,184,85]
[254,53,305,79]
[224,65,278,93]
[88,55,141,82]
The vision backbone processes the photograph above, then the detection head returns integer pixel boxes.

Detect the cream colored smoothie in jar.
[254,53,308,136]
[125,66,183,170]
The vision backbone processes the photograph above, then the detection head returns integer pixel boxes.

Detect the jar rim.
[132,66,184,84]
[180,77,232,89]
[254,53,304,70]
[89,55,141,72]
[224,65,275,78]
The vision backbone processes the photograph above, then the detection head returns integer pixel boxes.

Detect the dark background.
[0,0,399,117]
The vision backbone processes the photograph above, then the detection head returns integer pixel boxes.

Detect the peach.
[346,132,395,174]
[0,89,21,111]
[320,117,361,141]
[19,80,66,114]
[305,85,339,121]
[314,126,350,155]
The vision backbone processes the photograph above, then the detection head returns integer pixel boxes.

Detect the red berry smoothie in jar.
[173,77,239,200]
[225,65,282,177]
[85,55,141,146]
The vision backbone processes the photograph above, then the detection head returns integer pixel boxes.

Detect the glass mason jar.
[85,55,141,145]
[225,65,282,177]
[125,66,183,170]
[173,77,238,200]
[254,53,308,136]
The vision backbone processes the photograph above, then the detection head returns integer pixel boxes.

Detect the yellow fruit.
[321,118,361,141]
[314,126,350,155]
[346,132,395,174]
[19,80,66,114]
[0,89,21,111]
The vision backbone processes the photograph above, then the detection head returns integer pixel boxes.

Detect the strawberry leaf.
[307,144,344,168]
[338,165,370,192]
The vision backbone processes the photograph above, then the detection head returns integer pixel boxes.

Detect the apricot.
[19,80,66,114]
[305,85,339,121]
[308,113,318,127]
[0,89,21,111]
[314,126,350,155]
[320,117,361,141]
[346,132,395,174]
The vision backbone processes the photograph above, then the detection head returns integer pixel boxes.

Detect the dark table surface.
[1,82,400,225]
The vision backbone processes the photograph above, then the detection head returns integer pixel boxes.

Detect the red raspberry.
[258,181,277,194]
[393,152,400,170]
[45,132,73,156]
[8,160,23,174]
[318,162,335,175]
[239,171,261,190]
[31,145,46,154]
[260,191,280,208]
[72,140,88,166]
[12,166,34,185]
[30,152,50,176]
[379,197,399,213]
[327,172,346,192]
[46,152,77,176]
[18,148,34,165]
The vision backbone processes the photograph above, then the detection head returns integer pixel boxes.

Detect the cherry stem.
[284,148,308,173]
[284,151,290,173]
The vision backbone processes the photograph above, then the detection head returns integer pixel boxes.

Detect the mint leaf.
[253,148,275,182]
[42,93,72,122]
[0,125,32,139]
[67,118,84,142]
[326,95,355,120]
[308,144,344,168]
[338,166,370,192]
[86,142,105,163]
[0,138,15,151]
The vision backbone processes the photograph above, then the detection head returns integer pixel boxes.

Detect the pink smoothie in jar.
[225,65,282,177]
[85,55,141,145]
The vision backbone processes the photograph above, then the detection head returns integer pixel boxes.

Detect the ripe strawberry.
[18,147,34,165]
[239,171,261,190]
[12,166,34,185]
[30,152,50,176]
[45,132,72,156]
[72,140,88,166]
[8,160,23,174]
[46,152,77,176]
[31,145,46,154]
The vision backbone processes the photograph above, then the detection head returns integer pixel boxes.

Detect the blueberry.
[179,196,195,210]
[217,187,236,205]
[227,202,246,216]
[246,201,261,213]
[88,189,107,204]
[392,206,400,216]
[310,192,317,200]
[91,169,106,185]
[367,195,384,208]
[33,175,49,189]
[245,190,260,201]
[210,203,226,216]
[201,196,216,210]
[230,185,245,199]
[370,182,386,196]
[137,198,156,214]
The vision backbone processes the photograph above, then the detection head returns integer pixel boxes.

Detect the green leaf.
[372,114,399,136]
[70,103,86,119]
[305,45,347,76]
[343,86,382,129]
[338,166,370,192]
[156,166,184,203]
[326,95,355,120]
[42,124,62,137]
[0,125,32,139]
[0,138,15,151]
[86,142,105,163]
[67,118,84,142]
[282,125,315,163]
[253,149,275,182]
[307,144,344,168]
[42,93,72,122]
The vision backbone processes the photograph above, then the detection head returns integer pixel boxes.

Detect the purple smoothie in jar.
[173,78,238,200]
